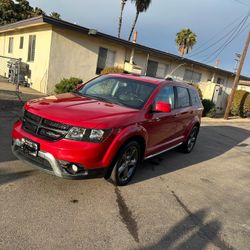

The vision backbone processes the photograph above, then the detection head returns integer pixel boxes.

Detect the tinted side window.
[189,89,201,106]
[155,86,175,109]
[176,87,190,108]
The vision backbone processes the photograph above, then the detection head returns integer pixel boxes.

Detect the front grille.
[22,111,71,141]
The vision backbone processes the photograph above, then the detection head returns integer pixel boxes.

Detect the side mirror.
[154,102,171,113]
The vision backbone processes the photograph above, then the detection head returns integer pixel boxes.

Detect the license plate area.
[22,138,39,157]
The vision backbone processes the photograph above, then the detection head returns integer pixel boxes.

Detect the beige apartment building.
[0,15,249,113]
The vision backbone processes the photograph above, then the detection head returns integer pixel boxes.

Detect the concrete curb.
[202,117,250,123]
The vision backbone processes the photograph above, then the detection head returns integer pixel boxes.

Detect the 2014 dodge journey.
[12,74,203,185]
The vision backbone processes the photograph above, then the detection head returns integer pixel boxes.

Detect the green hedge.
[202,99,216,117]
[243,92,250,117]
[55,77,83,94]
[230,90,249,117]
[101,66,124,75]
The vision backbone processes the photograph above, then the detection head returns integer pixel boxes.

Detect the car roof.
[109,73,195,89]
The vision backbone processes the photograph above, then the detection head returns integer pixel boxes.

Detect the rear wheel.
[180,126,199,153]
[109,141,140,186]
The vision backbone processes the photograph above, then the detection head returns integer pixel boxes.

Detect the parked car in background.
[12,74,203,185]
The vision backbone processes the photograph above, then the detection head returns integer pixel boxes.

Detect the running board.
[144,142,183,160]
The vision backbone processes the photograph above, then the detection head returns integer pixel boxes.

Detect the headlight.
[65,127,86,140]
[65,127,111,143]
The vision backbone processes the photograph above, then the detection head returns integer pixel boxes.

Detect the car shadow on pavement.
[0,169,34,185]
[132,125,250,185]
[142,208,233,250]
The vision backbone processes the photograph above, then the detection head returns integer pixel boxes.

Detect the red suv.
[12,74,203,185]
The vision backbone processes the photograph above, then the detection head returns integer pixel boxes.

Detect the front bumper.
[12,139,106,179]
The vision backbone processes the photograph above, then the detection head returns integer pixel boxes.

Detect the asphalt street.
[0,83,250,250]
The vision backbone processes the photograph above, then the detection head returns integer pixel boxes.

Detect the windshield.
[77,75,157,109]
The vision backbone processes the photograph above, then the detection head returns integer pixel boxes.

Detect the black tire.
[109,141,141,186]
[180,126,199,153]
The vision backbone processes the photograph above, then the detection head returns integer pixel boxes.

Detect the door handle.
[154,117,161,122]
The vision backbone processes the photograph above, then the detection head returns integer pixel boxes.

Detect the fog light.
[72,164,78,173]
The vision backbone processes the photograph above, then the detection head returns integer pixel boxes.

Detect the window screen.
[19,37,24,49]
[156,63,169,78]
[176,87,190,108]
[146,60,158,77]
[183,69,202,83]
[8,37,14,53]
[28,35,36,62]
[96,47,116,74]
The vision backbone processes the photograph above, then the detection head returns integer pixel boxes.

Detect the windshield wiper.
[86,94,114,104]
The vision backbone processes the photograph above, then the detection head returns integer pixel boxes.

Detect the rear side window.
[155,86,175,109]
[176,87,190,108]
[189,88,201,106]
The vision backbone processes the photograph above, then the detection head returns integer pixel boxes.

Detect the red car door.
[174,86,194,138]
[144,85,180,156]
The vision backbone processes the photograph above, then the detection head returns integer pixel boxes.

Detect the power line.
[189,12,248,55]
[189,11,250,59]
[202,15,250,63]
[232,0,250,8]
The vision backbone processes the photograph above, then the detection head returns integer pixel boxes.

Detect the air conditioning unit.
[124,62,142,75]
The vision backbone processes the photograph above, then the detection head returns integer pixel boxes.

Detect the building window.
[183,69,202,83]
[27,35,36,62]
[156,63,169,78]
[96,47,116,74]
[146,60,169,78]
[8,37,14,53]
[146,60,158,77]
[19,37,24,49]
[217,77,225,85]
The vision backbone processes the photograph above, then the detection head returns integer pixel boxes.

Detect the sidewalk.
[0,80,44,96]
[0,80,45,111]
[202,117,250,123]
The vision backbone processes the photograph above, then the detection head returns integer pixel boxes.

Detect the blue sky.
[29,0,250,76]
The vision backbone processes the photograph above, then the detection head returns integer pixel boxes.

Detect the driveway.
[0,83,250,250]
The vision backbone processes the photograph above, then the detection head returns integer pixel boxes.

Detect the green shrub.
[101,66,124,75]
[243,92,250,117]
[206,107,217,118]
[230,90,249,117]
[202,99,216,117]
[55,77,83,94]
[191,83,203,100]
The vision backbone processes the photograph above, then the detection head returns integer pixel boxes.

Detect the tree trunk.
[128,12,139,41]
[118,1,126,38]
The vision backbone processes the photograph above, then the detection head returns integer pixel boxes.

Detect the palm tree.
[50,12,61,20]
[175,28,197,57]
[128,0,152,41]
[118,0,127,38]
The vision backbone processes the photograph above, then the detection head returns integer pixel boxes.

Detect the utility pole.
[224,32,250,119]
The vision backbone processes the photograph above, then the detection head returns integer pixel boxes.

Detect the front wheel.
[180,126,199,153]
[109,141,141,186]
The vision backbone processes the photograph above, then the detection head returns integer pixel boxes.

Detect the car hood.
[25,93,140,128]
